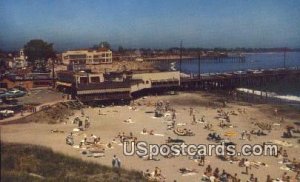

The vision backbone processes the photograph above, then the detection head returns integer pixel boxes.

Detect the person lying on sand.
[166,137,185,143]
[179,168,198,174]
[123,117,132,123]
[142,155,160,161]
[51,129,64,133]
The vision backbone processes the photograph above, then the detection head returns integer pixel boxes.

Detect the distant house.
[0,73,52,90]
[61,47,113,65]
[9,49,27,69]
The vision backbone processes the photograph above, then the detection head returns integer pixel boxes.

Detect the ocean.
[158,52,300,102]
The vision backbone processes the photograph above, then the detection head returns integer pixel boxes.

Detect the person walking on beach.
[244,159,251,175]
[189,107,193,116]
[112,155,117,168]
[199,155,205,166]
[172,110,176,120]
[116,157,121,168]
[192,114,196,124]
[241,130,246,140]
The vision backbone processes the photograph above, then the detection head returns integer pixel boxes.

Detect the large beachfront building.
[62,48,112,65]
[55,70,180,103]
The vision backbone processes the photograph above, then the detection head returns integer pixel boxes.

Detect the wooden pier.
[145,55,246,64]
[179,68,300,90]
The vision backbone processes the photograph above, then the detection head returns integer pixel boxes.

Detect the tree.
[23,39,56,67]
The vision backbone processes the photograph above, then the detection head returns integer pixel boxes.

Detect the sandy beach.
[1,91,300,181]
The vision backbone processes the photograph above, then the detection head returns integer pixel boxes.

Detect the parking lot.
[17,88,63,105]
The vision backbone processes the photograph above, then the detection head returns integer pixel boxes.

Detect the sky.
[0,0,300,51]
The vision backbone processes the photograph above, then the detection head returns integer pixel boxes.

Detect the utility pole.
[52,58,55,88]
[179,40,183,73]
[283,48,286,69]
[198,51,201,78]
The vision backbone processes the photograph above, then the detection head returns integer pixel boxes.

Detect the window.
[90,76,100,83]
[79,77,88,84]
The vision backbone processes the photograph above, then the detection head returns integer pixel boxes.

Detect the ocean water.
[158,52,300,101]
[176,52,300,74]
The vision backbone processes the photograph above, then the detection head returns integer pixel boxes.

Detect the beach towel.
[72,128,80,132]
[154,133,165,137]
[182,172,197,176]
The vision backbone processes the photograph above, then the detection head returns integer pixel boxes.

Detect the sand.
[1,92,300,181]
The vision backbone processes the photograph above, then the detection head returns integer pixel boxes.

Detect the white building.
[9,49,27,68]
[62,47,112,65]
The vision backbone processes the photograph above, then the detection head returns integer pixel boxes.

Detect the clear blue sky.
[1,0,300,51]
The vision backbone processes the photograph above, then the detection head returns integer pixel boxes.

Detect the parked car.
[5,89,27,98]
[0,109,14,117]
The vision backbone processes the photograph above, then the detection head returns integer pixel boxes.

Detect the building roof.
[77,81,131,91]
[65,47,112,53]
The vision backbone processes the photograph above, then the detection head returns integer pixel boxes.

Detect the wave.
[236,88,300,103]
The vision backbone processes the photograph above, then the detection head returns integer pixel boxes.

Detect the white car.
[0,110,15,117]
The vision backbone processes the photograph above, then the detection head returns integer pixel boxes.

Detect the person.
[213,168,219,178]
[116,157,121,168]
[283,150,288,163]
[112,155,117,168]
[249,174,255,181]
[189,107,193,116]
[154,167,161,177]
[205,165,212,175]
[274,108,278,116]
[244,159,251,175]
[143,169,151,178]
[201,172,210,182]
[295,171,300,180]
[142,128,147,134]
[266,175,272,182]
[149,130,154,135]
[192,114,196,124]
[241,131,246,140]
[232,173,238,182]
[172,111,176,120]
[220,170,228,181]
[66,132,74,145]
[282,172,289,181]
[78,119,83,128]
[200,116,205,123]
[84,118,90,129]
[199,155,205,166]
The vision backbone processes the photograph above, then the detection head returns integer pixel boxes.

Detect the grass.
[1,142,147,182]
